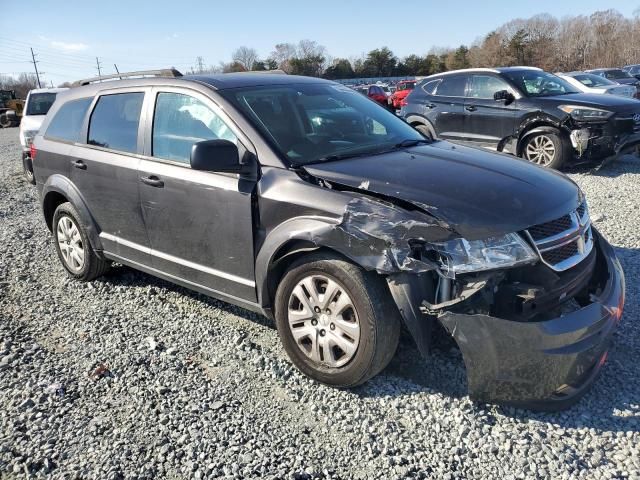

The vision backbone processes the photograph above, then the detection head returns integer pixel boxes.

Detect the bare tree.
[232,46,258,71]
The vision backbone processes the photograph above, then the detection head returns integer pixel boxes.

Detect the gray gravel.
[1,126,639,479]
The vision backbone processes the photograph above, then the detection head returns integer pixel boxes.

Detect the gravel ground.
[0,126,639,480]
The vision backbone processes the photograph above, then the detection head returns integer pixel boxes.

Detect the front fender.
[41,174,103,253]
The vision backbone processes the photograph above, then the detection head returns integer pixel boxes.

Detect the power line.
[30,48,41,88]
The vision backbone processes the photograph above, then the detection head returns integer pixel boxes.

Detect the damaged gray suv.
[33,70,625,410]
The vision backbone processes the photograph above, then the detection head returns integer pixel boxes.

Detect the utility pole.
[96,57,102,78]
[114,63,121,79]
[30,48,41,88]
[196,56,205,73]
[50,80,54,88]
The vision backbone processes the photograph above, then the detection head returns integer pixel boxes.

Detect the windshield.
[26,92,58,115]
[398,82,416,91]
[503,70,580,97]
[222,83,425,166]
[571,73,615,88]
[605,69,633,80]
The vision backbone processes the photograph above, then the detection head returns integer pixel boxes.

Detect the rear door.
[429,74,468,141]
[69,88,151,265]
[138,87,257,302]
[463,74,518,149]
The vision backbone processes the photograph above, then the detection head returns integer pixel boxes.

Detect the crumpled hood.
[303,141,581,240]
[535,93,640,114]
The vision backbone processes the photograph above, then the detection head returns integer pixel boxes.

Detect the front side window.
[435,76,467,97]
[26,92,58,116]
[502,71,579,97]
[45,97,92,143]
[152,92,237,164]
[222,83,424,166]
[88,92,144,153]
[467,75,511,99]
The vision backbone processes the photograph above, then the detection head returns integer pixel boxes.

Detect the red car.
[388,80,416,109]
[366,85,388,106]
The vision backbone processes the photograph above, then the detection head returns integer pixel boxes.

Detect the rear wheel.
[275,253,400,387]
[23,156,35,185]
[415,124,434,140]
[53,202,110,281]
[521,130,570,169]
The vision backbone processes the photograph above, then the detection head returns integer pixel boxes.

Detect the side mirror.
[190,139,244,173]
[493,90,514,102]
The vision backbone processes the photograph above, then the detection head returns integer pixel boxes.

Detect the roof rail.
[71,68,183,87]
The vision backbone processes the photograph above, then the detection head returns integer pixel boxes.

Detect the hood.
[534,92,640,113]
[303,142,581,240]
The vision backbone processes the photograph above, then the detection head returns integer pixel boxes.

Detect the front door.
[138,88,257,302]
[463,74,517,149]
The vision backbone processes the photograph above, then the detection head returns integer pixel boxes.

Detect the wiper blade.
[394,138,431,148]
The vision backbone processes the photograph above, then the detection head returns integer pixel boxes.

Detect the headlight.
[432,233,537,274]
[558,105,613,121]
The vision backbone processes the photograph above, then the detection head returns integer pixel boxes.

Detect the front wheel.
[275,253,400,387]
[521,130,570,169]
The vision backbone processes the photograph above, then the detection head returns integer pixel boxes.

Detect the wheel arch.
[405,114,437,138]
[516,115,569,157]
[41,174,104,253]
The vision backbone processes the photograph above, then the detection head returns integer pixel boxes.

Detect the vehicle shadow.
[95,246,639,434]
[563,152,640,178]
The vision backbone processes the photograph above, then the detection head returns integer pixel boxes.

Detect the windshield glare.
[503,71,579,97]
[572,73,615,88]
[26,92,58,115]
[223,83,425,166]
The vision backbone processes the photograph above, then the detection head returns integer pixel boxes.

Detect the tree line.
[195,8,640,79]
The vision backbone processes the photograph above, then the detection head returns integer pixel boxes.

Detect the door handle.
[426,103,436,109]
[140,175,164,188]
[465,106,477,112]
[71,160,87,170]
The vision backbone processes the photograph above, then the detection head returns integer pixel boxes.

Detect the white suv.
[19,87,67,183]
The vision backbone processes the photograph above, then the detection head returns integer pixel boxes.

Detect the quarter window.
[152,92,237,164]
[468,75,511,99]
[422,79,441,95]
[45,97,92,143]
[435,76,467,97]
[88,92,144,153]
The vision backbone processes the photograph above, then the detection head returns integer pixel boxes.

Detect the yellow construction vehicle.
[0,90,25,128]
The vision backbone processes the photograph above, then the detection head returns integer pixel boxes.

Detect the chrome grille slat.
[525,201,593,272]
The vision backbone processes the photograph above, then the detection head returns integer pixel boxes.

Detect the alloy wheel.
[287,274,360,368]
[524,135,556,166]
[56,216,85,273]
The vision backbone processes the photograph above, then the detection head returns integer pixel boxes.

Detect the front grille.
[541,241,579,265]
[528,214,573,241]
[525,201,593,272]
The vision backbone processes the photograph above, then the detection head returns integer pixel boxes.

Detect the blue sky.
[0,0,638,85]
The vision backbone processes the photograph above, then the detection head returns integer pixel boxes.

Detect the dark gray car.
[33,70,625,410]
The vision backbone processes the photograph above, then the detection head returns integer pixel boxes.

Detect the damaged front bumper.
[438,232,625,410]
[568,117,640,162]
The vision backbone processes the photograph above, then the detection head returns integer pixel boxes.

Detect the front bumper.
[570,117,640,162]
[438,231,625,410]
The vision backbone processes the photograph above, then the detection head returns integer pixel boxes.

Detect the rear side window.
[435,76,467,97]
[45,97,92,143]
[26,92,58,116]
[88,93,144,153]
[422,79,441,95]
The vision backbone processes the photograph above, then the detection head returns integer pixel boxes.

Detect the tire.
[520,130,571,169]
[23,156,35,185]
[0,113,10,129]
[415,124,434,140]
[52,202,110,281]
[274,252,401,387]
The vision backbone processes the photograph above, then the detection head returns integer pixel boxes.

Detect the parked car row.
[26,67,626,410]
[400,66,640,169]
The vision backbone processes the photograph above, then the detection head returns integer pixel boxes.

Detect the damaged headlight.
[558,105,613,121]
[432,233,537,275]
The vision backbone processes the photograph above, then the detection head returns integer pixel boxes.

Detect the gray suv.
[33,70,625,409]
